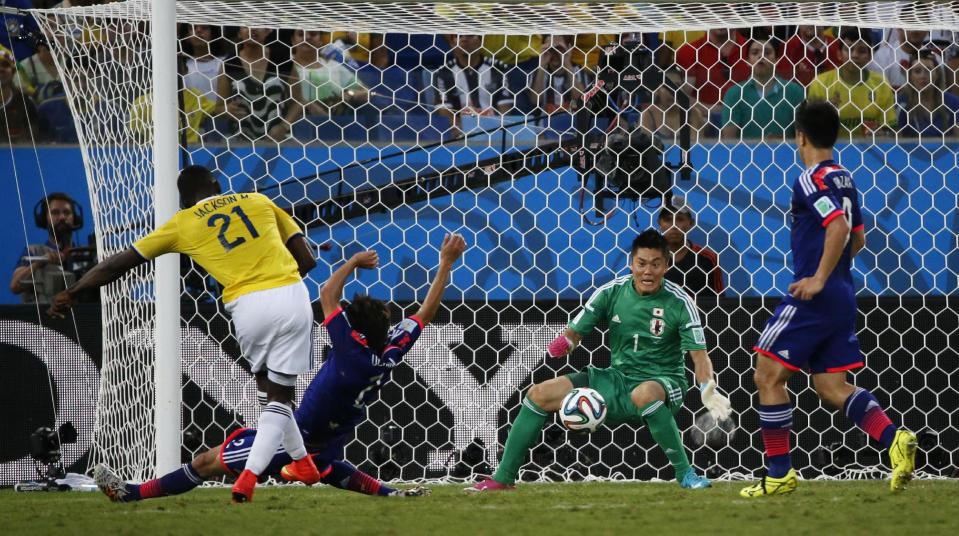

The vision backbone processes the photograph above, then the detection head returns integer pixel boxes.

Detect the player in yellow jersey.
[48,165,323,503]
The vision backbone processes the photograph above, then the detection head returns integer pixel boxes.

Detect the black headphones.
[34,193,84,230]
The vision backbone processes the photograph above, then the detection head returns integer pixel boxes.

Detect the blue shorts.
[753,300,863,374]
[219,428,348,478]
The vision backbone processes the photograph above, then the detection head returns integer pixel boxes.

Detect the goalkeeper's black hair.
[795,100,840,149]
[177,165,221,207]
[630,229,670,260]
[344,294,391,355]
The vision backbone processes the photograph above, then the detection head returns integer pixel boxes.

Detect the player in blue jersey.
[740,101,917,497]
[93,233,467,502]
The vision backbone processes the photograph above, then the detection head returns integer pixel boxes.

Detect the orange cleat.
[280,456,323,485]
[231,469,258,503]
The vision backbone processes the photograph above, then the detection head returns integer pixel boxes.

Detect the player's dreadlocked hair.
[344,294,391,355]
[630,229,670,259]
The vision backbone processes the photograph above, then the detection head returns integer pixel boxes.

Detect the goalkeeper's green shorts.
[566,366,686,426]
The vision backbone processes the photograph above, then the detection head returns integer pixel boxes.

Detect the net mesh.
[30,0,959,482]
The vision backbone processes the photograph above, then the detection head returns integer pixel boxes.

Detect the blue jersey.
[789,159,863,306]
[294,307,423,451]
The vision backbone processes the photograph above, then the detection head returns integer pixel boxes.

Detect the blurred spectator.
[318,32,385,69]
[10,192,95,304]
[291,29,368,116]
[872,29,931,88]
[17,37,60,97]
[528,36,583,115]
[128,85,215,144]
[807,28,896,137]
[569,33,618,73]
[319,32,364,70]
[0,47,41,143]
[738,26,792,44]
[722,40,804,141]
[640,67,706,140]
[485,34,543,113]
[182,24,225,104]
[15,35,70,141]
[483,34,543,67]
[658,30,705,66]
[675,28,750,109]
[778,25,841,86]
[897,56,959,137]
[433,34,513,132]
[1,0,38,60]
[218,27,302,143]
[658,197,725,297]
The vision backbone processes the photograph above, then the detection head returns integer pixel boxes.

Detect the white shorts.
[225,281,313,380]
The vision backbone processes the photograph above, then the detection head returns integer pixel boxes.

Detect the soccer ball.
[559,388,607,433]
[687,411,739,449]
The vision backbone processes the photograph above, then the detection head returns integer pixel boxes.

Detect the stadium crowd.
[3,11,959,144]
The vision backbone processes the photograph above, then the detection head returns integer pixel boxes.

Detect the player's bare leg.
[741,354,799,497]
[95,447,225,503]
[630,381,708,488]
[812,372,916,491]
[466,376,572,492]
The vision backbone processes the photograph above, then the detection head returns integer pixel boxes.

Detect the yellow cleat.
[889,429,917,492]
[739,468,798,498]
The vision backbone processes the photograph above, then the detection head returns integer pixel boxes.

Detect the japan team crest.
[650,318,665,337]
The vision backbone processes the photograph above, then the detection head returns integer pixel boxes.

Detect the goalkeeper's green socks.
[492,396,549,485]
[641,401,692,480]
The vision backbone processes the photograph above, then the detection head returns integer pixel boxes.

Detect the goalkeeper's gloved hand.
[547,334,574,358]
[699,379,732,421]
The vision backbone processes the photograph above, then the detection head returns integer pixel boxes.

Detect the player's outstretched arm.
[48,249,147,318]
[286,235,317,276]
[547,328,583,358]
[319,250,378,317]
[689,349,732,421]
[788,215,850,300]
[415,233,466,325]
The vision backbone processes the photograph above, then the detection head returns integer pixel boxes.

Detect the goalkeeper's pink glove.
[547,334,574,358]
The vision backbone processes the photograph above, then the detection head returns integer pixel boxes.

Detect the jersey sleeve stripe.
[409,315,425,329]
[663,280,701,325]
[667,285,699,325]
[852,223,865,232]
[322,307,343,326]
[821,209,845,228]
[798,170,815,195]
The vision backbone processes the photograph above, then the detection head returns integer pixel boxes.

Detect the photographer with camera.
[10,193,96,304]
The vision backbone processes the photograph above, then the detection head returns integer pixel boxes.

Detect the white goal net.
[30,0,959,483]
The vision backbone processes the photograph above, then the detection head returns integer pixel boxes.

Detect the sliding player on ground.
[48,165,322,502]
[93,233,467,502]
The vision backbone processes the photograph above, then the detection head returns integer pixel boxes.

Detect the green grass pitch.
[2,481,958,535]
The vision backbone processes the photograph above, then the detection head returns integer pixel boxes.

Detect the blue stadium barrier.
[2,142,957,304]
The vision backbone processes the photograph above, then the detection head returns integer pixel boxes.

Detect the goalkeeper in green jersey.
[467,230,731,491]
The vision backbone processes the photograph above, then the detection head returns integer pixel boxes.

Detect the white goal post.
[27,0,959,483]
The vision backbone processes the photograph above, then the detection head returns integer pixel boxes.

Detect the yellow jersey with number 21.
[133,192,303,303]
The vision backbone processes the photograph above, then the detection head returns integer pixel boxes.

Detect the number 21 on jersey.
[207,206,259,251]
